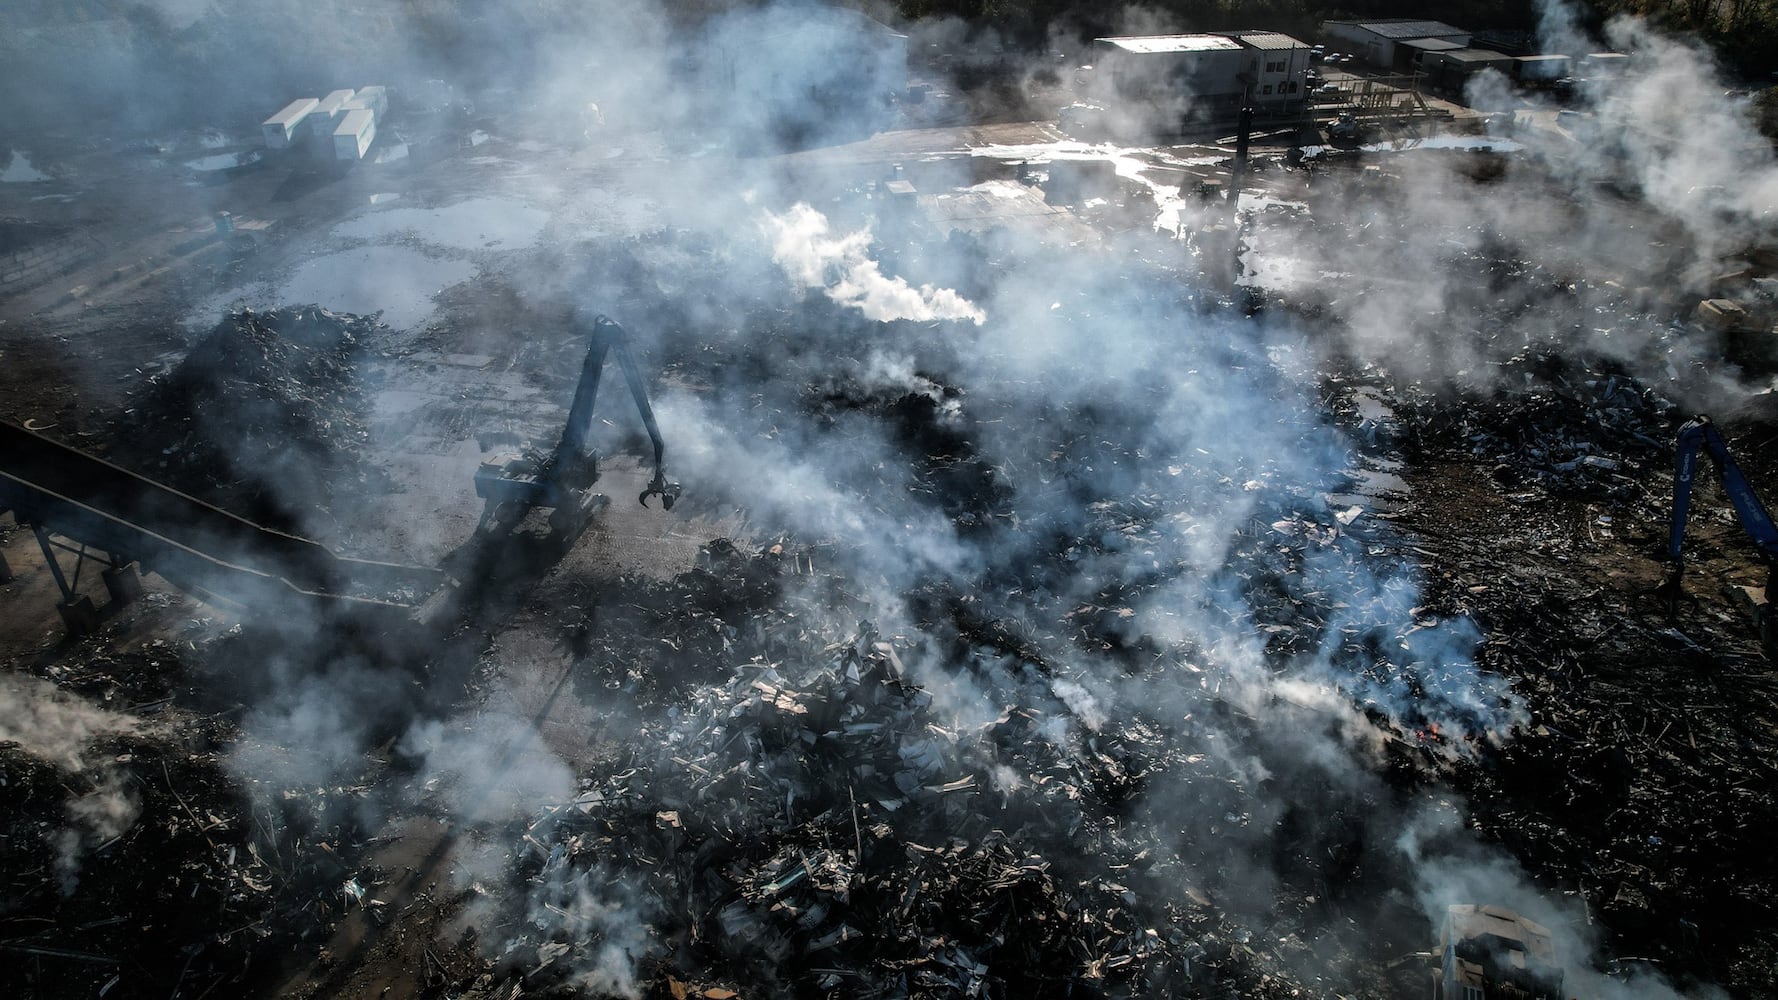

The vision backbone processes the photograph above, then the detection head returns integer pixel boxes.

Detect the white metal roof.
[1098,34,1242,54]
[1437,47,1513,64]
[334,108,374,136]
[1400,37,1465,52]
[264,98,319,128]
[1328,19,1467,40]
[1227,31,1309,51]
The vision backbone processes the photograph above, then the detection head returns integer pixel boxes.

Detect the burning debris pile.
[5,14,1775,1000]
[1342,350,1778,991]
[1393,347,1679,501]
[124,306,380,532]
[0,668,275,998]
[474,544,1316,999]
[439,480,1514,1000]
[0,644,429,1000]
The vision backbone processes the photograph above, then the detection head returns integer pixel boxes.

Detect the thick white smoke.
[764,203,988,324]
[0,675,144,892]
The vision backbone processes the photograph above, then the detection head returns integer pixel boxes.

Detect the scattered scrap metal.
[123,306,380,531]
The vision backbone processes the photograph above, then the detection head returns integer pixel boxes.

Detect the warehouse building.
[1092,30,1312,118]
[1094,35,1245,104]
[1421,48,1515,92]
[1394,37,1465,74]
[1225,31,1313,105]
[1513,54,1572,83]
[1322,19,1470,70]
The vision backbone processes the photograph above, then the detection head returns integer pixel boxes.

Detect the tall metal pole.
[1228,103,1254,205]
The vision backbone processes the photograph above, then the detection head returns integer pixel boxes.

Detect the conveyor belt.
[0,420,444,612]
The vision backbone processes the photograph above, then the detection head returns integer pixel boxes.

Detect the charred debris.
[120,305,382,535]
[5,43,1778,1000]
[7,250,1778,999]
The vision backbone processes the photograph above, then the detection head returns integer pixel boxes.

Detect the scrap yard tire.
[548,506,584,538]
[490,501,525,534]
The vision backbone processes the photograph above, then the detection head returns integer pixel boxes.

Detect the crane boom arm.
[554,315,667,483]
[1667,415,1778,567]
[556,315,677,509]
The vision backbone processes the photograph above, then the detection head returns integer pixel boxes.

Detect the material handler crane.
[1661,414,1776,656]
[474,314,679,537]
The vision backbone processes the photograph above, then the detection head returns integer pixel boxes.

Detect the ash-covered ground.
[4,3,1778,1000]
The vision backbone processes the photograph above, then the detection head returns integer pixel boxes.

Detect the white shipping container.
[262,97,319,148]
[307,89,356,136]
[345,85,388,119]
[333,108,376,161]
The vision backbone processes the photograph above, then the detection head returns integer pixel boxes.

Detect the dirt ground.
[4,78,1778,1000]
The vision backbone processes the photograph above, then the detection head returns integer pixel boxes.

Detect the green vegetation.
[1591,1,1778,75]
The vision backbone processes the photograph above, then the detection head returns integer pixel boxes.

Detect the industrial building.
[1092,30,1313,118]
[1322,19,1471,70]
[1513,54,1573,83]
[1420,48,1516,92]
[1393,36,1465,73]
[1225,31,1314,104]
[1094,35,1245,105]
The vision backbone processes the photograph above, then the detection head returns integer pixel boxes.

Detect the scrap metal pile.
[124,306,380,532]
[416,269,1778,998]
[7,174,1776,1000]
[0,633,424,998]
[1298,263,1778,990]
[1381,359,1778,991]
[475,543,1396,999]
[427,292,1541,996]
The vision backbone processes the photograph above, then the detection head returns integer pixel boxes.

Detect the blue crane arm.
[1668,415,1778,565]
[553,314,678,509]
[554,315,666,479]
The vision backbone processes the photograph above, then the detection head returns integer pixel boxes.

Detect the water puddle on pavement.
[196,246,473,331]
[333,197,550,251]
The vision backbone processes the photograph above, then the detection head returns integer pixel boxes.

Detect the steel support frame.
[23,521,140,635]
[31,522,128,604]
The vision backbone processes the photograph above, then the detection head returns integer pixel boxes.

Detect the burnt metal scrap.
[494,608,1277,997]
[455,520,1481,998]
[8,112,1778,1000]
[1392,347,1677,501]
[1362,351,1778,990]
[0,707,380,998]
[123,305,381,533]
